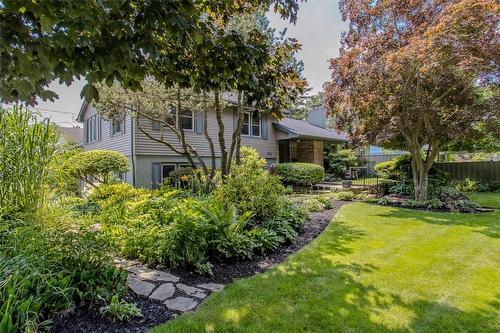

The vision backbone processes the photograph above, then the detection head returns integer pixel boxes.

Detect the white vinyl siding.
[82,105,132,155]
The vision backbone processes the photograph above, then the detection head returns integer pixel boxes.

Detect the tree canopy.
[0,0,303,105]
[325,0,499,201]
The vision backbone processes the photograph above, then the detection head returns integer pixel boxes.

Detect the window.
[241,111,260,137]
[251,111,261,137]
[85,115,100,143]
[168,107,194,130]
[241,113,250,135]
[111,117,124,136]
[161,164,176,186]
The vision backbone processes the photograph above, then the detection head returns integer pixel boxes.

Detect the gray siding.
[135,155,276,189]
[82,105,132,156]
[136,109,278,159]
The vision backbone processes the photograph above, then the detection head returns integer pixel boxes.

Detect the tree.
[95,11,306,192]
[325,0,499,201]
[289,91,324,120]
[0,0,302,105]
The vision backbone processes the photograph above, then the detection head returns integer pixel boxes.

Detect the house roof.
[273,117,348,142]
[76,101,88,122]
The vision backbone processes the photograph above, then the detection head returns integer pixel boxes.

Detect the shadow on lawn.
[373,206,500,239]
[158,220,499,333]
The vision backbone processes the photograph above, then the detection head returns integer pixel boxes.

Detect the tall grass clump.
[0,105,57,212]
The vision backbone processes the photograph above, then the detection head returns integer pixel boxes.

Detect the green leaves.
[81,83,99,103]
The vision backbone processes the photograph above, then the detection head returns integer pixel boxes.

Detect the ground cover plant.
[151,203,500,333]
[72,147,306,275]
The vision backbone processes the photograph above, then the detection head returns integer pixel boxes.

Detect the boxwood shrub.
[276,163,325,186]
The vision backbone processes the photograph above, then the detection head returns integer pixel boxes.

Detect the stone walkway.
[115,259,224,313]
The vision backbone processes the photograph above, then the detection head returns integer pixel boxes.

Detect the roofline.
[76,100,88,122]
[273,122,348,142]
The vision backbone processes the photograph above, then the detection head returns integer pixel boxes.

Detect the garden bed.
[51,201,346,333]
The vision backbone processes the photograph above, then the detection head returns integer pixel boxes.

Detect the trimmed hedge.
[276,163,324,186]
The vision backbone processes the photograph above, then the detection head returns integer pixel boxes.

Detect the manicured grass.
[465,192,500,209]
[151,203,500,333]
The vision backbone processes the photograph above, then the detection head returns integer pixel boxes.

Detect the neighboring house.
[76,102,347,189]
[56,126,83,146]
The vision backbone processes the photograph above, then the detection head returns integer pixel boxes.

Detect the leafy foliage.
[0,105,57,212]
[375,155,413,181]
[216,147,286,223]
[453,178,490,193]
[0,0,301,104]
[324,149,357,178]
[334,191,355,201]
[67,150,129,186]
[99,296,142,322]
[276,163,325,186]
[325,0,499,201]
[0,210,126,333]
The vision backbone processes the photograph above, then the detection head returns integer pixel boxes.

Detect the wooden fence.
[434,161,500,184]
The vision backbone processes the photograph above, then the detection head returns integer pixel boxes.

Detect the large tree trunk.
[214,91,228,177]
[409,140,440,202]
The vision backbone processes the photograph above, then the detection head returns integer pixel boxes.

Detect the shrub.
[276,162,325,186]
[0,105,57,212]
[375,154,412,180]
[66,149,129,186]
[401,199,423,208]
[354,193,369,201]
[434,186,480,212]
[425,198,445,210]
[453,178,490,192]
[262,199,305,242]
[335,191,355,201]
[216,147,286,223]
[99,295,142,322]
[48,144,83,197]
[376,197,391,205]
[0,211,126,333]
[300,198,325,212]
[324,149,358,178]
[389,182,414,196]
[315,195,333,209]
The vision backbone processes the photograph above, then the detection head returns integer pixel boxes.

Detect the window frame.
[241,111,261,137]
[179,109,194,131]
[85,115,100,143]
[111,116,124,136]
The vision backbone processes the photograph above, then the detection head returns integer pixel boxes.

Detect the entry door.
[279,141,290,163]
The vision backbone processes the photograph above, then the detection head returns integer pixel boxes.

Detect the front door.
[279,140,290,163]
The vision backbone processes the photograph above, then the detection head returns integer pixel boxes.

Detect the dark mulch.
[51,201,346,333]
[51,293,175,333]
[169,200,347,285]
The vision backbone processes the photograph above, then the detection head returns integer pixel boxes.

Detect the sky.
[33,0,346,127]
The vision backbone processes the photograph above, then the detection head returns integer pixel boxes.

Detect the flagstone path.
[114,259,224,313]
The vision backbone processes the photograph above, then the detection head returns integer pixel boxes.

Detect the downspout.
[130,116,136,186]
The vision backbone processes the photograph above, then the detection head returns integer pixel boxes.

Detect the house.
[56,126,83,146]
[76,102,347,188]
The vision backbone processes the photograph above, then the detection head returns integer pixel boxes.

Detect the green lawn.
[465,192,500,209]
[151,203,500,333]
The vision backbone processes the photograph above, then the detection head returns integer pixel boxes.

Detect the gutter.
[130,116,136,186]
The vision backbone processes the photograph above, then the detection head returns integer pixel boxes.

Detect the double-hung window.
[86,115,100,143]
[165,107,194,130]
[241,111,261,137]
[111,116,124,136]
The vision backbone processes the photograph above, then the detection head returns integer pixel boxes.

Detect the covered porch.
[274,118,348,166]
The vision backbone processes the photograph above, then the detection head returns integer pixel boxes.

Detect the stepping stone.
[127,266,180,282]
[176,283,207,299]
[197,283,224,292]
[164,296,199,312]
[127,277,155,297]
[149,283,175,302]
